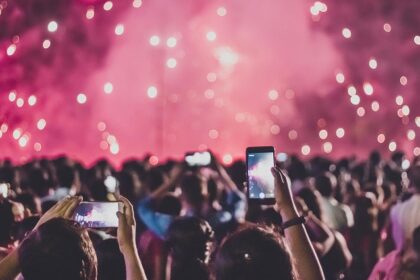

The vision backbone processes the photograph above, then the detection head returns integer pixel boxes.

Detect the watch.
[281,215,306,230]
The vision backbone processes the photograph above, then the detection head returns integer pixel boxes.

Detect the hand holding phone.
[73,202,120,228]
[0,183,9,198]
[246,146,276,205]
[185,151,212,167]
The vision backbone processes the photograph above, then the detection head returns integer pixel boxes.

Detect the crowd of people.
[0,150,420,280]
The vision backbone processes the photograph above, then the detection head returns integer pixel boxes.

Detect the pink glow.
[0,0,419,165]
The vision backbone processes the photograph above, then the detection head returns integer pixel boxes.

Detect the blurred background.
[0,0,419,164]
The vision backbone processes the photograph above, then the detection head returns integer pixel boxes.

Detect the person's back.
[316,174,353,231]
[369,226,420,280]
[18,217,97,280]
[166,217,214,280]
[391,165,420,250]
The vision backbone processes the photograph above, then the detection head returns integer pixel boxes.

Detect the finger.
[271,167,281,179]
[271,167,286,185]
[118,195,134,225]
[63,196,82,218]
[117,211,126,228]
[278,169,287,184]
[54,196,73,212]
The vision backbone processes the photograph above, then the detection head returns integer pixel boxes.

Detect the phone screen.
[247,147,275,203]
[0,183,9,198]
[185,151,212,167]
[74,202,119,228]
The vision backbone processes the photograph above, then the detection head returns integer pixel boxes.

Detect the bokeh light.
[0,0,419,163]
[47,21,58,32]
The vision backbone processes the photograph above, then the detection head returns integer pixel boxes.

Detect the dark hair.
[167,217,214,280]
[89,180,109,201]
[96,239,125,280]
[287,156,307,181]
[413,226,420,254]
[27,168,51,197]
[409,165,420,190]
[15,192,41,214]
[11,216,40,242]
[296,188,322,220]
[56,165,76,189]
[315,174,333,197]
[214,226,294,280]
[0,200,14,246]
[18,218,97,280]
[144,168,164,192]
[155,193,181,216]
[180,173,205,208]
[117,171,138,203]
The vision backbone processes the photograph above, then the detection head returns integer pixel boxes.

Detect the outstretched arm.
[272,167,325,280]
[117,195,147,280]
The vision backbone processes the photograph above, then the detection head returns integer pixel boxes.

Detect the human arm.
[272,167,325,280]
[0,196,82,280]
[149,164,185,200]
[136,198,174,239]
[211,153,240,192]
[117,195,147,280]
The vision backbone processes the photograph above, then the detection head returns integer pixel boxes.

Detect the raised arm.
[272,167,325,280]
[0,196,82,280]
[117,195,148,280]
[212,153,240,192]
[149,163,185,200]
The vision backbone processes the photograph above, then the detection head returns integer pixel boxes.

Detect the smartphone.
[185,151,212,167]
[246,146,276,205]
[73,202,120,228]
[0,183,9,198]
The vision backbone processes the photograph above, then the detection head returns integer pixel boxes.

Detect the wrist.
[277,202,299,219]
[120,243,137,256]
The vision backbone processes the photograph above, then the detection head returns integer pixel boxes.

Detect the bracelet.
[281,215,306,230]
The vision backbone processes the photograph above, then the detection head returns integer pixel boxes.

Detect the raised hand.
[116,195,136,255]
[35,196,82,229]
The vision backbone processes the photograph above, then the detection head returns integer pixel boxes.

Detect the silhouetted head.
[167,217,214,280]
[180,173,206,209]
[155,193,181,216]
[15,192,42,215]
[96,238,125,280]
[296,187,322,220]
[18,218,97,280]
[0,200,14,246]
[214,225,294,280]
[315,174,333,197]
[144,168,164,192]
[409,165,420,192]
[11,216,40,242]
[27,168,51,197]
[369,150,381,166]
[56,165,76,189]
[413,226,420,254]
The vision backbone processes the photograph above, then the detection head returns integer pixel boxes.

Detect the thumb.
[117,211,126,227]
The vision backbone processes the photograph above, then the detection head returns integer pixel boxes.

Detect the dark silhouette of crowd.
[0,150,420,280]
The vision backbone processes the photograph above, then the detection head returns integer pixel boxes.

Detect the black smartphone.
[73,202,120,228]
[185,151,212,167]
[246,146,276,205]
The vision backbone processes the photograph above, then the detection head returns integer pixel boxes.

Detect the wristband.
[281,215,306,230]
